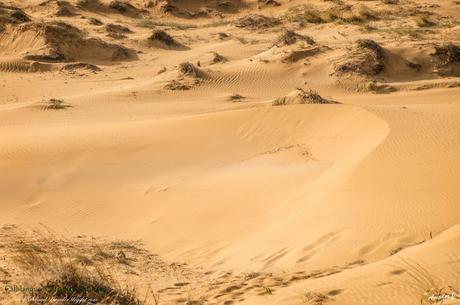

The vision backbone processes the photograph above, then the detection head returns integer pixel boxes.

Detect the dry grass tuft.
[273,88,338,106]
[335,39,385,76]
[61,62,101,72]
[432,43,460,76]
[148,30,176,45]
[76,0,101,8]
[414,16,436,27]
[357,39,384,59]
[178,62,203,78]
[367,81,396,94]
[109,1,138,14]
[283,5,324,24]
[42,98,72,110]
[274,30,315,46]
[27,264,142,305]
[106,23,133,34]
[211,52,227,64]
[0,3,30,27]
[229,94,244,102]
[147,30,187,50]
[234,14,281,29]
[328,4,378,24]
[164,80,191,90]
[302,291,328,304]
[9,234,147,305]
[434,43,460,65]
[259,0,281,6]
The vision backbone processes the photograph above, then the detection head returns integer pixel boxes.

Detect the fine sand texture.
[1,0,460,304]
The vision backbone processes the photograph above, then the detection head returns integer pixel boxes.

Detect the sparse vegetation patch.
[432,43,460,76]
[274,30,315,46]
[164,80,191,90]
[42,98,72,110]
[234,14,281,29]
[335,39,385,76]
[179,62,203,78]
[148,30,179,47]
[273,88,339,106]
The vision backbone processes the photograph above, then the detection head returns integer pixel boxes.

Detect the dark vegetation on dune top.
[335,39,386,76]
[0,3,30,27]
[149,30,177,46]
[273,88,339,106]
[433,43,460,76]
[234,14,281,29]
[274,30,316,46]
[3,21,136,62]
[434,43,460,65]
[179,62,204,78]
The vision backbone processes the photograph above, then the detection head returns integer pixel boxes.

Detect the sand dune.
[1,0,460,304]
